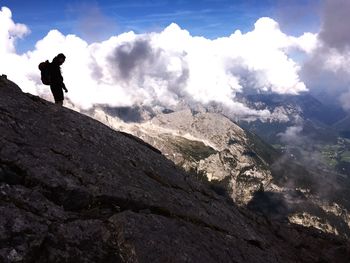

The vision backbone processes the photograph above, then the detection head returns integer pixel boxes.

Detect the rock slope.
[89,108,276,205]
[87,107,350,238]
[0,75,350,262]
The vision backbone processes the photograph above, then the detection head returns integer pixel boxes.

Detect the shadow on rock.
[247,190,290,222]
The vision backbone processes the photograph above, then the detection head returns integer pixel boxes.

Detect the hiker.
[50,53,68,105]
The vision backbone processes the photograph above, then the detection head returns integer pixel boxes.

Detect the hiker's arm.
[62,83,68,92]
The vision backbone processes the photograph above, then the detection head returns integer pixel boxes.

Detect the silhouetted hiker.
[50,53,68,106]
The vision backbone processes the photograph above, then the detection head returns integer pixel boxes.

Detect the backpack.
[38,60,51,85]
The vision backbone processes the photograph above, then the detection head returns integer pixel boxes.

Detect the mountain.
[240,93,347,126]
[237,92,350,177]
[83,102,350,239]
[334,114,350,139]
[1,75,350,262]
[89,108,277,205]
[237,93,346,144]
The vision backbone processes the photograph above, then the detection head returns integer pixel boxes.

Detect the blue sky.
[2,0,321,53]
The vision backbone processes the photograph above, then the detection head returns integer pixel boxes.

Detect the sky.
[1,0,350,119]
[2,0,321,52]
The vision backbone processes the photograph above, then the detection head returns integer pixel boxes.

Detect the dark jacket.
[50,57,64,85]
[49,57,66,102]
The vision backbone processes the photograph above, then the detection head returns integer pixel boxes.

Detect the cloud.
[272,0,321,35]
[0,7,29,55]
[319,0,350,52]
[278,124,304,145]
[340,91,350,111]
[1,7,317,118]
[300,0,350,111]
[111,40,155,80]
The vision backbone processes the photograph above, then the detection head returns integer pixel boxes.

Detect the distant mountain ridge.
[241,93,347,125]
[238,92,347,144]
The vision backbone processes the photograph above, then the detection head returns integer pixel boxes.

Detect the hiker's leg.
[55,100,63,106]
[51,84,64,105]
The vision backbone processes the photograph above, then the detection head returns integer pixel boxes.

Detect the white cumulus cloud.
[0,7,29,54]
[0,7,317,118]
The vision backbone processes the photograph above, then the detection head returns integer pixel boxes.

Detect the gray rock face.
[90,108,275,205]
[1,75,350,262]
[88,107,350,239]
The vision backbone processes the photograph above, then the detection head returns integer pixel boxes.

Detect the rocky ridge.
[86,105,350,238]
[89,108,275,205]
[1,75,350,262]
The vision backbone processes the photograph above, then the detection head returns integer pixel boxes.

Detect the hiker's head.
[54,53,66,65]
